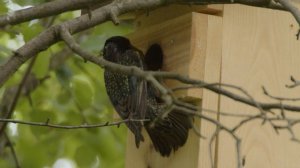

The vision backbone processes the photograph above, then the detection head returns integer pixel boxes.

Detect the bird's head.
[103,36,131,62]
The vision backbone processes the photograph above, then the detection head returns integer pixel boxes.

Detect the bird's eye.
[104,43,114,51]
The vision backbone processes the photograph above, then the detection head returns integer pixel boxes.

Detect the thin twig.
[58,26,300,114]
[209,127,219,168]
[0,118,148,129]
[0,56,38,136]
[262,86,300,101]
[173,105,242,168]
[0,0,112,27]
[4,132,20,168]
[286,76,300,88]
[232,114,262,132]
[59,26,174,114]
[191,122,206,139]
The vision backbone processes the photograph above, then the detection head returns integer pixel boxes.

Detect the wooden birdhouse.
[126,4,300,168]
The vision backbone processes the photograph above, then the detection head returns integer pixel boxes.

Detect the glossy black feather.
[103,36,192,156]
[103,36,146,147]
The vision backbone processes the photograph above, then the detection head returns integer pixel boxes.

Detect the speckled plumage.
[103,36,191,157]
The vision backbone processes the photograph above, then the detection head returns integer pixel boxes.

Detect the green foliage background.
[0,1,134,167]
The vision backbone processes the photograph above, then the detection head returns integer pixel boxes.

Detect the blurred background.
[0,0,134,167]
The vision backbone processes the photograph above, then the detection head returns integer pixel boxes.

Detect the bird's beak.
[100,48,104,57]
[102,43,113,60]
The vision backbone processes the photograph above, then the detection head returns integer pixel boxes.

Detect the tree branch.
[1,1,300,167]
[0,56,37,136]
[1,0,300,88]
[58,25,300,114]
[263,86,300,101]
[176,0,285,9]
[0,0,112,27]
[3,132,20,168]
[277,0,300,26]
[0,0,291,29]
[0,0,164,88]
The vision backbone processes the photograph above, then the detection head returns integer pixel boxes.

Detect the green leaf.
[18,22,43,42]
[12,0,46,6]
[82,21,134,53]
[74,145,99,168]
[3,64,28,87]
[0,1,8,15]
[0,7,131,166]
[32,51,51,78]
[0,158,14,168]
[56,88,72,105]
[70,75,95,109]
[55,64,73,88]
[96,127,122,159]
[29,109,57,135]
[17,141,49,167]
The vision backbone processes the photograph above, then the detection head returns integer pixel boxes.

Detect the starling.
[103,36,192,156]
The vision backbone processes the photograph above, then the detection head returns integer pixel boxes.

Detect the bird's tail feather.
[126,121,144,147]
[145,110,192,156]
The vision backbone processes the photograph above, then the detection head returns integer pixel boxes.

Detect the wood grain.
[134,4,223,29]
[126,12,222,168]
[129,13,194,99]
[218,4,300,168]
[124,4,300,168]
[197,14,223,168]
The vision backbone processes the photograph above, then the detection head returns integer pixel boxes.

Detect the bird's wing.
[123,49,147,122]
[114,49,147,147]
